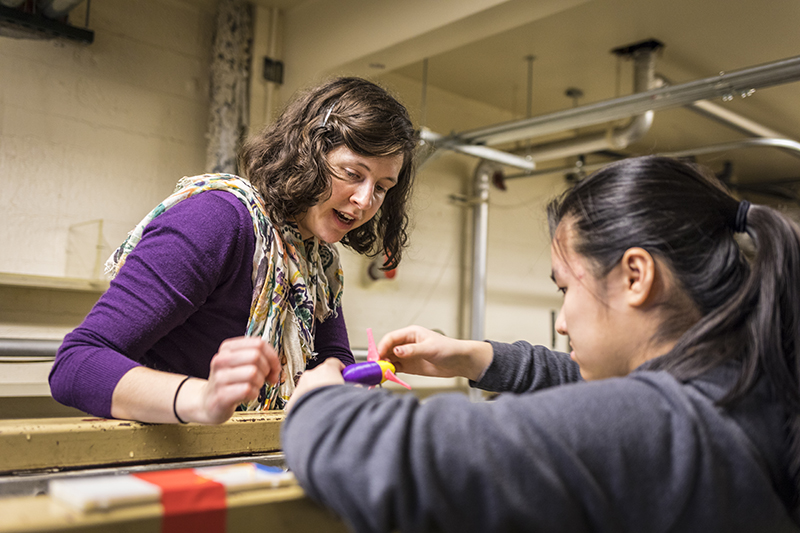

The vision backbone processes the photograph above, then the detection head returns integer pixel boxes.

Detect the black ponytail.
[548,155,800,488]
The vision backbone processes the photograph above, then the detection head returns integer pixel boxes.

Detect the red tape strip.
[134,469,226,533]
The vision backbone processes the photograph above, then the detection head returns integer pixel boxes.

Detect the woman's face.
[296,145,403,243]
[550,226,637,381]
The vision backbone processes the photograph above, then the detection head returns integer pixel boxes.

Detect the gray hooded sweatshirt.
[283,341,799,533]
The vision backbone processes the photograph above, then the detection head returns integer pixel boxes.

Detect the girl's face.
[550,226,639,381]
[296,145,403,243]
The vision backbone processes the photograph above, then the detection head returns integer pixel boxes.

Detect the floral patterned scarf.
[105,173,344,410]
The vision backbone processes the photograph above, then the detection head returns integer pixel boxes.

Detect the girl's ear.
[620,247,657,308]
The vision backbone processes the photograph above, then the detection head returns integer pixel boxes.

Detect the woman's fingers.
[214,337,270,369]
[377,325,430,360]
[212,381,260,407]
[377,327,477,379]
[212,336,281,385]
[202,337,284,420]
[209,364,264,388]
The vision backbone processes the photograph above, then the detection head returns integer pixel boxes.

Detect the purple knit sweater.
[49,191,354,418]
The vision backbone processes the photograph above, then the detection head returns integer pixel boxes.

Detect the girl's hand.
[179,336,281,424]
[377,325,493,382]
[285,358,345,412]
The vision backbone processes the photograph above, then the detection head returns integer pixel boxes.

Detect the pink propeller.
[367,328,411,390]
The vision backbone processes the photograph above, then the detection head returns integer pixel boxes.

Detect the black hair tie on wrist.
[173,376,191,424]
[734,200,751,233]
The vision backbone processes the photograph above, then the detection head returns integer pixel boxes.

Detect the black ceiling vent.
[0,0,93,44]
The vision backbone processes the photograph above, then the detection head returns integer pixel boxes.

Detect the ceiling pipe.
[455,54,800,147]
[469,161,494,341]
[419,128,535,171]
[658,137,800,159]
[422,55,800,170]
[518,42,658,163]
[0,338,61,358]
[689,99,786,139]
[422,40,661,168]
[465,160,498,402]
[655,74,798,150]
[501,137,800,182]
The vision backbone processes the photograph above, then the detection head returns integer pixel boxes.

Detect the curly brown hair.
[239,77,417,270]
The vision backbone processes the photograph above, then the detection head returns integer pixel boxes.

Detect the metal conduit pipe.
[655,74,800,161]
[419,128,535,171]
[467,161,495,402]
[0,338,60,358]
[469,161,493,343]
[418,55,800,171]
[520,44,656,163]
[500,137,800,182]
[457,55,800,147]
[517,102,653,163]
[690,100,786,139]
[418,45,657,169]
[655,74,788,139]
[658,137,800,159]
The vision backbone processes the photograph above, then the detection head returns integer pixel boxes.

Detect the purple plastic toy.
[342,329,411,389]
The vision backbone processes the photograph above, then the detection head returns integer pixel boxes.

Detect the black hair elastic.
[173,376,191,424]
[734,200,751,233]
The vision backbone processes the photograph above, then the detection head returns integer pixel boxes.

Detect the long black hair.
[239,77,417,269]
[547,155,800,486]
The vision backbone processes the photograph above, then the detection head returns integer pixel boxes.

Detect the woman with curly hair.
[50,77,417,424]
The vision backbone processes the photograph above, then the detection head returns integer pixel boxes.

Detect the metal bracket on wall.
[263,57,284,84]
[448,193,487,207]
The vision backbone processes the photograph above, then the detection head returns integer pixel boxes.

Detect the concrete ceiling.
[262,0,800,199]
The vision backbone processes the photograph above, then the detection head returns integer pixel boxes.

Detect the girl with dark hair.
[282,156,800,532]
[49,77,417,423]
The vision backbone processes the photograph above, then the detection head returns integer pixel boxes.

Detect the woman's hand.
[377,325,493,382]
[178,337,281,424]
[285,358,345,413]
